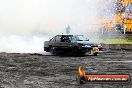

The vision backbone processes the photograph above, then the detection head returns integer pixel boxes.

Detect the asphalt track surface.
[0,50,132,88]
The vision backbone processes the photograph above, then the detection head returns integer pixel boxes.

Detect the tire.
[80,53,85,56]
[72,47,79,56]
[90,49,98,56]
[93,52,98,56]
[49,46,55,55]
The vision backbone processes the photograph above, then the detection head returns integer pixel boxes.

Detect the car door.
[51,35,61,47]
[48,36,56,46]
[59,35,71,48]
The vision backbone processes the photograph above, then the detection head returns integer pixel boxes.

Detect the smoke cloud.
[0,35,49,53]
[0,0,103,53]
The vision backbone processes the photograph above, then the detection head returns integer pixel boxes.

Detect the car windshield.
[71,35,88,41]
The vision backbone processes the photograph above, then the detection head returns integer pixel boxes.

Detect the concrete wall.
[101,44,132,50]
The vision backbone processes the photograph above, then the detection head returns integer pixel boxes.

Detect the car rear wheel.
[49,46,55,55]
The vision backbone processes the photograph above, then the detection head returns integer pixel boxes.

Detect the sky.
[0,0,100,36]
[0,0,102,53]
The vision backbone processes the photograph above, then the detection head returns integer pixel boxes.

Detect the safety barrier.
[101,44,132,50]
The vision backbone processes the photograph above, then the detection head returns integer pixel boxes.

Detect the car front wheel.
[71,47,79,56]
[93,52,98,56]
[90,50,98,56]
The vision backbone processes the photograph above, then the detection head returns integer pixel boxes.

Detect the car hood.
[76,41,99,45]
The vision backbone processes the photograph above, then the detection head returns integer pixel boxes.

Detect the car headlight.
[98,44,102,48]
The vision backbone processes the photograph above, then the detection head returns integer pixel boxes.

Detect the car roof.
[57,34,70,36]
[56,35,83,36]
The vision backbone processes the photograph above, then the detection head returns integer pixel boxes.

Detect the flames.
[78,66,86,76]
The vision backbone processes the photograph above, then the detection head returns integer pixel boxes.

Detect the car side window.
[60,35,70,42]
[71,36,77,41]
[55,36,61,42]
[50,37,55,42]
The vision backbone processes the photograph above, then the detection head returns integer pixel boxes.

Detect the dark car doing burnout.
[44,35,102,56]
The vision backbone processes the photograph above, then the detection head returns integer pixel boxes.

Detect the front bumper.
[80,47,101,53]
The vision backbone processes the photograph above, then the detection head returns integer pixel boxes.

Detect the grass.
[101,39,132,44]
